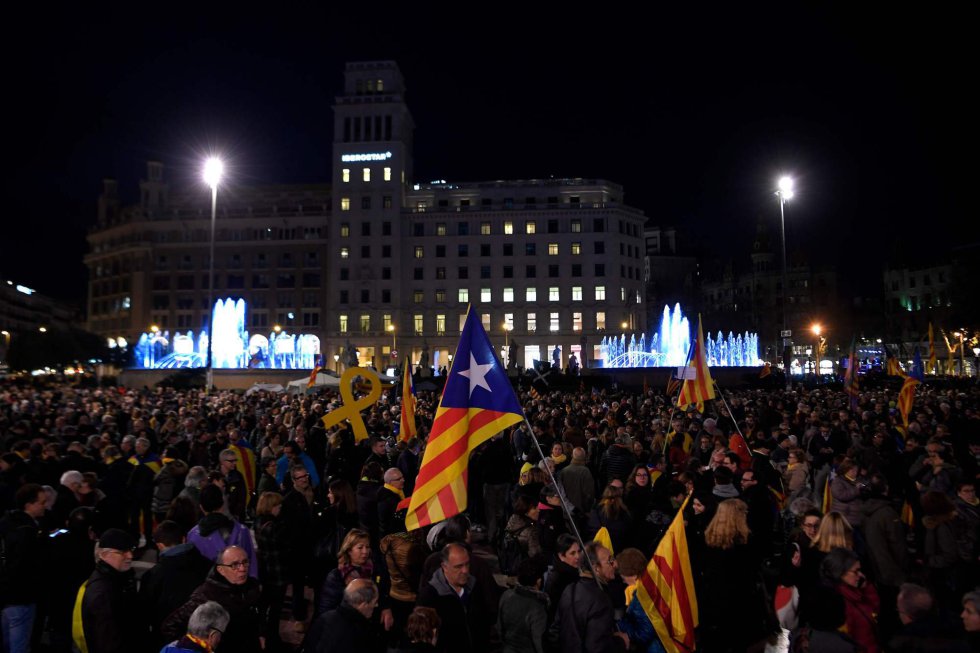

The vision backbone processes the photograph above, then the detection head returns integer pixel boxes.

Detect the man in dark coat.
[304,578,383,653]
[162,545,263,653]
[0,483,48,653]
[554,542,628,653]
[377,468,407,537]
[41,506,96,653]
[74,528,146,653]
[417,543,494,653]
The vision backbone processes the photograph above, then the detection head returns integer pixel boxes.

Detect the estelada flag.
[400,361,417,442]
[676,315,715,412]
[405,305,525,530]
[230,437,257,500]
[307,355,324,389]
[927,322,937,374]
[897,375,920,427]
[632,494,698,653]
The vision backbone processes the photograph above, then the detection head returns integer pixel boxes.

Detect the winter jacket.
[305,603,384,653]
[554,576,626,653]
[380,532,425,603]
[599,446,636,486]
[542,556,579,621]
[159,635,209,653]
[161,567,263,653]
[505,513,542,560]
[783,462,811,496]
[497,584,549,653]
[255,514,289,588]
[923,512,959,572]
[559,462,595,514]
[152,459,189,514]
[0,509,44,606]
[860,497,908,588]
[138,542,211,649]
[417,567,493,653]
[618,594,667,653]
[75,561,145,653]
[836,581,880,653]
[830,475,865,528]
[187,513,258,578]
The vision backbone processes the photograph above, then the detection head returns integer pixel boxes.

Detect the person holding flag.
[405,305,525,531]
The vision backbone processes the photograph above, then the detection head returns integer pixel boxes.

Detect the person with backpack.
[0,483,48,653]
[501,495,541,575]
[187,484,258,577]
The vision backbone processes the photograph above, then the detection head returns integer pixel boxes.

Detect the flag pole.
[711,382,751,455]
[522,416,602,583]
[662,323,698,455]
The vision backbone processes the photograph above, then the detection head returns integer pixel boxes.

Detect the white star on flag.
[458,353,494,397]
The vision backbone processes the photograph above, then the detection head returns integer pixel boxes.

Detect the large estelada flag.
[405,305,525,530]
[400,361,417,442]
[676,315,715,412]
[632,494,698,653]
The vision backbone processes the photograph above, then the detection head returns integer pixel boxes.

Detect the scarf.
[339,562,374,584]
[550,454,567,466]
[183,634,213,653]
[383,483,405,500]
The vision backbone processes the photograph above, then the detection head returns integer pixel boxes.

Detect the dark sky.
[3,4,973,304]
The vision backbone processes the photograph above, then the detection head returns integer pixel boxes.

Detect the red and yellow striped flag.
[399,362,417,442]
[405,306,525,530]
[900,500,915,530]
[897,375,919,427]
[821,475,833,515]
[633,494,698,653]
[927,323,937,374]
[676,316,715,412]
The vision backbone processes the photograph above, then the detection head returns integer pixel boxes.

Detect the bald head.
[344,578,379,618]
[572,447,587,463]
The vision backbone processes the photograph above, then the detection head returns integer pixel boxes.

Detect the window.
[482,313,491,330]
[436,245,446,257]
[526,243,536,256]
[503,244,514,256]
[594,241,605,254]
[548,219,559,233]
[593,218,604,232]
[527,313,537,332]
[384,167,392,181]
[414,291,424,303]
[382,267,391,279]
[436,267,446,279]
[414,314,424,335]
[548,243,559,256]
[383,196,392,209]
[481,288,491,302]
[595,263,605,276]
[361,196,371,210]
[382,245,391,257]
[571,219,581,233]
[302,273,321,287]
[340,223,350,237]
[459,288,469,303]
[550,313,560,332]
[435,289,446,303]
[340,247,349,259]
[458,244,468,257]
[341,198,350,211]
[459,267,469,279]
[549,287,560,301]
[526,287,537,302]
[304,251,319,267]
[503,288,514,302]
[525,221,536,234]
[436,223,447,236]
[572,286,583,301]
[572,264,582,277]
[342,168,350,183]
[363,168,371,182]
[481,222,491,235]
[362,222,371,237]
[360,289,370,302]
[458,222,469,236]
[361,245,370,257]
[504,221,514,235]
[571,242,581,255]
[436,314,446,335]
[459,314,468,332]
[548,265,559,278]
[415,246,424,259]
[360,315,370,333]
[413,223,424,236]
[595,286,606,301]
[340,315,349,333]
[503,265,514,278]
[413,268,423,280]
[382,289,391,303]
[480,244,491,257]
[596,312,606,330]
[338,268,349,281]
[480,266,491,279]
[303,312,320,327]
[383,314,393,332]
[621,287,626,301]
[526,265,537,278]
[573,312,583,331]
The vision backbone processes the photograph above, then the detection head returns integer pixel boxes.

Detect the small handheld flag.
[676,316,715,412]
[400,362,417,442]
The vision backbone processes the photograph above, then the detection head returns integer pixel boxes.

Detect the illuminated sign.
[15,285,35,295]
[341,151,392,162]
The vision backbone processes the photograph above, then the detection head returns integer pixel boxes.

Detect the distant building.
[84,61,647,372]
[643,225,698,323]
[0,277,79,362]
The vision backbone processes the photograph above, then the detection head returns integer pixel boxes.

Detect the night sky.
[3,4,973,305]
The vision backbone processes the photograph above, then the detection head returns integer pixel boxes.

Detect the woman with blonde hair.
[316,528,377,614]
[783,448,811,498]
[586,483,633,553]
[699,499,777,651]
[799,511,855,626]
[809,511,854,553]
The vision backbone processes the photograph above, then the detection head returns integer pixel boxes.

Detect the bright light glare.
[777,176,794,199]
[811,324,822,336]
[203,157,224,189]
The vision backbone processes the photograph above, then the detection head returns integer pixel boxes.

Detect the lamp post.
[811,324,822,382]
[955,330,966,377]
[776,175,794,388]
[203,156,223,394]
[333,353,340,373]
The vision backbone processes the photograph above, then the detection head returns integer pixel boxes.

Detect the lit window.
[571,242,581,255]
[340,223,349,237]
[414,314,424,335]
[360,314,370,333]
[342,168,350,183]
[414,291,424,303]
[526,221,536,234]
[340,247,349,259]
[595,286,606,301]
[437,223,446,236]
[482,313,491,330]
[417,201,427,212]
[363,168,371,182]
[526,287,537,302]
[571,219,581,233]
[527,313,537,332]
[414,246,424,259]
[383,314,392,332]
[549,287,559,301]
[504,221,514,235]
[341,197,350,211]
[481,222,491,235]
[621,287,626,301]
[504,313,514,330]
[339,314,349,333]
[572,286,583,301]
[548,243,559,256]
[550,312,560,332]
[458,288,469,303]
[435,290,446,303]
[503,288,514,302]
[573,312,583,331]
[481,288,491,303]
[384,167,391,181]
[636,290,642,304]
[596,311,606,330]
[436,314,446,335]
[459,314,467,332]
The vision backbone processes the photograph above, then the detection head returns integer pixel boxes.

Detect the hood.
[428,567,476,597]
[197,512,233,537]
[159,541,201,563]
[713,484,739,498]
[861,497,895,517]
[514,584,550,606]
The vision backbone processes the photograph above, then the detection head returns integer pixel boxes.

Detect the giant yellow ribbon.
[320,367,383,442]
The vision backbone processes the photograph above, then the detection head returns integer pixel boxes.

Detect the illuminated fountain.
[599,303,760,368]
[132,298,320,369]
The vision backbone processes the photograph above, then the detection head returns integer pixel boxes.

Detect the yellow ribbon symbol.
[320,367,383,442]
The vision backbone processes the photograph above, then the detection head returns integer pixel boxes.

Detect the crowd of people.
[0,373,978,653]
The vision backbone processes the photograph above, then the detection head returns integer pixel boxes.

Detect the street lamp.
[333,353,340,372]
[776,175,795,387]
[203,156,223,393]
[38,326,47,333]
[811,324,822,381]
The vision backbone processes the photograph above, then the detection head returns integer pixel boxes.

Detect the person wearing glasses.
[377,468,407,537]
[163,545,264,653]
[160,600,230,653]
[820,547,881,653]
